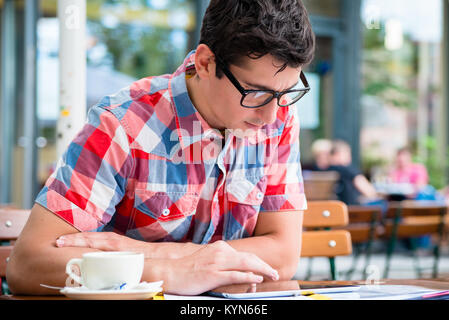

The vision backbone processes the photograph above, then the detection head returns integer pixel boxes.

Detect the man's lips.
[245,121,264,129]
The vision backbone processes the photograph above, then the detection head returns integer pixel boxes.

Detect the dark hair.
[199,0,315,77]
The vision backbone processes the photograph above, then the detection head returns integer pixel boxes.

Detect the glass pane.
[360,0,444,188]
[300,36,334,168]
[302,0,341,18]
[36,0,198,189]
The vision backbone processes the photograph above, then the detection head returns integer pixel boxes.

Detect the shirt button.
[256,192,264,200]
[162,208,170,216]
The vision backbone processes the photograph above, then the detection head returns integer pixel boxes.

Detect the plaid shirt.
[36,51,307,244]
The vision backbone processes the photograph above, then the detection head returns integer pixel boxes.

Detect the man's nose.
[257,99,279,125]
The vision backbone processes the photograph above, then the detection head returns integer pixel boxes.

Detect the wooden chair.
[0,208,31,294]
[382,200,448,279]
[303,171,339,201]
[301,200,352,280]
[343,205,383,279]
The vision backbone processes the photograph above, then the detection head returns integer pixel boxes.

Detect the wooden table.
[2,278,449,300]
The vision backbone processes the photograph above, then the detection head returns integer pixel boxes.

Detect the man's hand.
[56,233,279,295]
[55,232,201,259]
[160,240,279,295]
[56,232,141,252]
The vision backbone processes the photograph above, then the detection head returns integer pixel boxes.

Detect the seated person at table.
[6,0,315,295]
[327,140,379,205]
[388,147,429,192]
[310,139,333,171]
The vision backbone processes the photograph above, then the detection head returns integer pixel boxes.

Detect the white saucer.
[60,281,163,300]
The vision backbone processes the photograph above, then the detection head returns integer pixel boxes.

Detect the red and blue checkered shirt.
[36,51,307,244]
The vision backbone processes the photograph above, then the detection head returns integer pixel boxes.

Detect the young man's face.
[205,54,302,136]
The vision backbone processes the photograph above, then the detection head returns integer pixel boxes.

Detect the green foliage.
[362,24,418,109]
[360,142,389,177]
[88,21,186,78]
[414,136,449,190]
[85,0,194,78]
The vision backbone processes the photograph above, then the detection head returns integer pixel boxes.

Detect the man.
[7,0,315,295]
[328,140,379,205]
[310,139,333,171]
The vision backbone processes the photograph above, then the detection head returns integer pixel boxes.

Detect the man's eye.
[253,92,268,99]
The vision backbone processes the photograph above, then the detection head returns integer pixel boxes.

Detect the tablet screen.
[207,281,360,299]
[207,280,302,299]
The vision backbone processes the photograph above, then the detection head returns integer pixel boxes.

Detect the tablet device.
[207,281,302,299]
[207,281,360,299]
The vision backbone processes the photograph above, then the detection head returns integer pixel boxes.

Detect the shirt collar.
[169,50,221,150]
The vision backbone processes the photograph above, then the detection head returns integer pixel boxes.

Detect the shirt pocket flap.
[226,176,266,206]
[134,189,200,222]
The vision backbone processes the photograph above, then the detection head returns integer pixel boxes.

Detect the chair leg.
[433,242,441,279]
[410,238,423,279]
[1,277,9,295]
[363,241,374,280]
[329,257,337,280]
[384,209,401,279]
[346,246,361,280]
[383,237,397,279]
[433,213,445,279]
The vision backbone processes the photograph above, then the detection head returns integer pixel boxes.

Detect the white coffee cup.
[65,251,144,290]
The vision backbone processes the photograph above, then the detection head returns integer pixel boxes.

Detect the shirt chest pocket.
[226,175,267,206]
[134,189,200,222]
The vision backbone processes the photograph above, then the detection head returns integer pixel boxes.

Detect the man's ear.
[194,44,216,80]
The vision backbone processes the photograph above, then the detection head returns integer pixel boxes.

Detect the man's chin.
[228,125,263,139]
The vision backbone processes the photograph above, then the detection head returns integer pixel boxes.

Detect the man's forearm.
[130,233,296,279]
[227,235,299,280]
[137,235,293,278]
[7,245,100,295]
[143,233,297,280]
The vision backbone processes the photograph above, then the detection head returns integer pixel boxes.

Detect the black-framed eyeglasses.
[216,57,310,109]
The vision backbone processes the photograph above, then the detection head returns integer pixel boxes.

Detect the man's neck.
[185,74,224,131]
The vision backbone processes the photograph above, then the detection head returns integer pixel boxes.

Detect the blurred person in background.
[310,139,332,171]
[388,147,429,192]
[388,147,445,204]
[328,140,379,205]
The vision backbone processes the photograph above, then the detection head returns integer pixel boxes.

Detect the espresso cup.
[65,251,144,290]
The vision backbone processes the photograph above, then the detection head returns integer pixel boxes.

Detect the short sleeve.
[260,110,307,212]
[35,105,134,231]
[413,164,429,184]
[345,165,361,180]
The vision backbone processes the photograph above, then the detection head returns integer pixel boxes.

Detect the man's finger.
[222,252,279,281]
[220,271,264,286]
[56,233,110,249]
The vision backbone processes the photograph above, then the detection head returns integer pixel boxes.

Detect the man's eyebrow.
[243,80,300,91]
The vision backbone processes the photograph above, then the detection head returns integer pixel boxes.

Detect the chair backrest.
[384,200,448,238]
[0,209,31,280]
[303,171,339,201]
[0,208,31,242]
[301,201,352,257]
[346,205,382,243]
[0,246,13,278]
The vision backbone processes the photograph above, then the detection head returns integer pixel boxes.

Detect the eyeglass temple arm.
[300,71,310,90]
[215,56,247,94]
